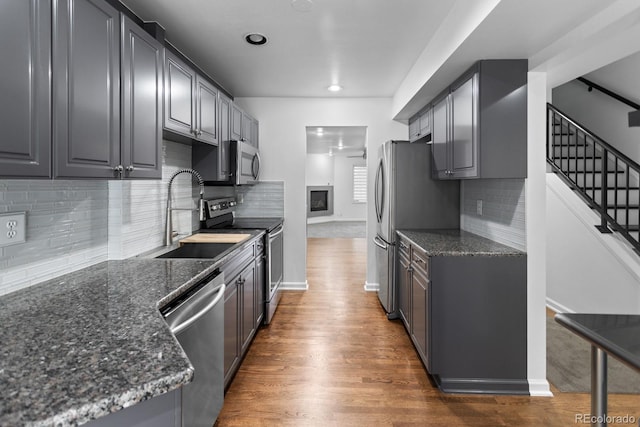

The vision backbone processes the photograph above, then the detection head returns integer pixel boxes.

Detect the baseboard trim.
[546,298,574,314]
[364,281,379,292]
[433,376,530,395]
[528,378,553,397]
[280,281,308,291]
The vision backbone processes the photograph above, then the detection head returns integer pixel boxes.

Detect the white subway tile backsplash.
[235,181,285,218]
[460,179,526,251]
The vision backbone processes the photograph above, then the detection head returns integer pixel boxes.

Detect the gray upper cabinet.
[53,0,121,179]
[164,49,219,145]
[120,14,164,179]
[430,59,527,180]
[0,0,51,178]
[195,77,218,145]
[191,92,233,182]
[230,103,243,141]
[164,50,196,138]
[408,107,431,142]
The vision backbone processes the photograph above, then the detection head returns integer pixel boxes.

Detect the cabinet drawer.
[398,238,410,258]
[220,241,255,281]
[411,246,429,277]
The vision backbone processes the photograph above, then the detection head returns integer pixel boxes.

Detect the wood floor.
[216,238,639,426]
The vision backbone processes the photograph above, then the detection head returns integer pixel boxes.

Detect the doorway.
[305,126,367,239]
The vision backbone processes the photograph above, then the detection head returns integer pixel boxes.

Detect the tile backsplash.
[0,141,284,296]
[0,180,109,295]
[460,179,526,251]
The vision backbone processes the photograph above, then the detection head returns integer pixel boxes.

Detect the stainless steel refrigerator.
[373,140,460,318]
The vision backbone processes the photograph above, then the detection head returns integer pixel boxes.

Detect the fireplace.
[307,186,334,218]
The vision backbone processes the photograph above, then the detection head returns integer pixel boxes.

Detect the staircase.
[547,103,640,253]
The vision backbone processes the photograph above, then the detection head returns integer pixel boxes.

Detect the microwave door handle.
[252,152,261,180]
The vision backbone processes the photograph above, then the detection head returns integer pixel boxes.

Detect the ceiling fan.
[347,147,367,160]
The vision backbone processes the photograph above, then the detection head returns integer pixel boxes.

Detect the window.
[352,165,367,204]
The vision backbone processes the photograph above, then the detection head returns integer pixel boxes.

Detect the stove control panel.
[204,198,237,219]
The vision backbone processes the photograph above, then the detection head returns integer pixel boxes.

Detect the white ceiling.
[306,126,366,157]
[121,0,640,123]
[120,0,456,98]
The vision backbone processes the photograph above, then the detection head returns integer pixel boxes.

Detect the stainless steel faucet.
[165,168,205,246]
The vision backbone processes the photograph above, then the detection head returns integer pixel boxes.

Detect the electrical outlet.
[0,212,26,247]
[476,200,483,216]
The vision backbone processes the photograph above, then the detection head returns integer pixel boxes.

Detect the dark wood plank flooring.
[216,238,639,426]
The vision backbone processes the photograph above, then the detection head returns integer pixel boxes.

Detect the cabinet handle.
[415,258,424,264]
[407,266,414,273]
[114,165,124,174]
[399,242,408,249]
[126,165,135,172]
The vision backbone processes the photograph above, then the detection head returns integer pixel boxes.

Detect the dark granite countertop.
[555,313,640,372]
[396,229,525,256]
[0,232,263,426]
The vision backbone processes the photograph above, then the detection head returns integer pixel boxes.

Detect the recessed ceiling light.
[245,33,268,46]
[291,0,313,12]
[327,84,343,92]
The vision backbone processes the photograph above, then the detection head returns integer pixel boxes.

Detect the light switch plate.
[0,212,26,247]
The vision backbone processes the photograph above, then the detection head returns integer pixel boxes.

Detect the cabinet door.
[250,117,259,149]
[408,116,420,141]
[397,247,411,329]
[195,76,218,145]
[431,94,449,179]
[255,243,265,327]
[53,0,120,178]
[241,111,252,144]
[419,109,431,138]
[240,262,256,354]
[411,268,430,371]
[0,0,51,178]
[164,50,196,137]
[223,281,239,388]
[451,73,478,178]
[120,15,163,179]
[218,93,232,180]
[230,104,243,141]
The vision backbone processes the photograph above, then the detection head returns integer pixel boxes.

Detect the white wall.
[306,154,367,223]
[235,97,407,288]
[305,154,334,186]
[546,173,640,314]
[552,79,640,162]
[333,156,367,221]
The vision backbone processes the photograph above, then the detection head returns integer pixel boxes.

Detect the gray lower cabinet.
[53,0,121,179]
[223,278,239,388]
[85,389,181,427]
[397,235,528,395]
[222,237,264,389]
[431,59,527,180]
[397,242,411,328]
[120,14,163,179]
[0,0,51,178]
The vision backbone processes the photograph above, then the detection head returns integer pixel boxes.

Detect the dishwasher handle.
[170,283,226,335]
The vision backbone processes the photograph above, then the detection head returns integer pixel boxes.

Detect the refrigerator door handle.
[373,235,388,250]
[374,159,384,223]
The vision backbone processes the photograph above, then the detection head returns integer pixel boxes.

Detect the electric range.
[199,198,283,324]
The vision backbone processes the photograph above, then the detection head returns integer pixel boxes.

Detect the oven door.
[265,223,283,324]
[232,141,260,185]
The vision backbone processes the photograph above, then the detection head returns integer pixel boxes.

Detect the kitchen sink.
[155,243,235,259]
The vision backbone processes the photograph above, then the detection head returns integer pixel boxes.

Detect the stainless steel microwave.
[231,141,260,185]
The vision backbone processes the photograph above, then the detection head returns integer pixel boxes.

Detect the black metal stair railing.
[547,103,640,253]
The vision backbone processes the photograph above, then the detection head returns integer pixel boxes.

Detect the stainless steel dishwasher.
[161,270,225,427]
